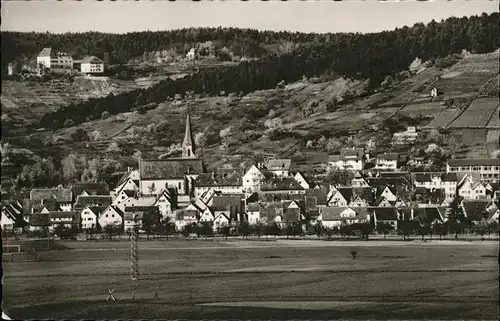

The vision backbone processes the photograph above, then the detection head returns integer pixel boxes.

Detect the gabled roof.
[30,188,72,203]
[377,153,399,161]
[81,56,103,64]
[153,189,175,205]
[86,206,108,216]
[38,48,51,57]
[379,171,411,180]
[413,207,444,223]
[123,211,145,221]
[373,196,391,207]
[211,194,244,212]
[441,173,458,182]
[122,190,138,198]
[124,206,152,213]
[267,159,291,171]
[195,171,242,187]
[321,207,352,221]
[353,171,365,179]
[462,201,490,221]
[2,202,25,223]
[372,207,399,221]
[305,188,328,206]
[72,182,109,198]
[261,177,304,191]
[486,182,499,191]
[49,211,79,222]
[74,195,112,209]
[42,199,62,211]
[375,185,397,198]
[29,213,50,226]
[139,158,204,179]
[447,158,499,167]
[339,147,365,161]
[100,205,124,218]
[368,177,411,187]
[282,207,301,223]
[414,173,432,183]
[337,188,354,203]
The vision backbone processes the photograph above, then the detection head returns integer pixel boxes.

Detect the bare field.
[3,240,498,320]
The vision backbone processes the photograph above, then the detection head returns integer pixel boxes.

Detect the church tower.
[182,110,196,158]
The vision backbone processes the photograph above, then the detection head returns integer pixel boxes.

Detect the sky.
[1,0,497,34]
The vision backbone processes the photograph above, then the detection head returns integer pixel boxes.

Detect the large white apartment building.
[446,159,499,183]
[37,48,73,69]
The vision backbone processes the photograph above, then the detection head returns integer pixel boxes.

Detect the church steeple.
[182,109,196,158]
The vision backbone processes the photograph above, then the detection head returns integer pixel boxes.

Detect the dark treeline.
[1,27,335,68]
[33,12,499,130]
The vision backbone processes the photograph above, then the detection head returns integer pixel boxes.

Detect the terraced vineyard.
[486,129,500,158]
[448,97,498,128]
[486,106,500,129]
[424,99,471,128]
[399,102,445,118]
[478,73,499,97]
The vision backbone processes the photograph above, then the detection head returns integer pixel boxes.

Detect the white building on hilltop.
[81,56,104,74]
[37,48,73,70]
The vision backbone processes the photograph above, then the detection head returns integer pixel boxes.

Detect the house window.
[178,182,182,190]
[106,214,108,217]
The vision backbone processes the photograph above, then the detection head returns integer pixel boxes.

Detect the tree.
[339,224,353,240]
[104,225,115,240]
[325,169,354,187]
[302,100,318,117]
[474,219,488,240]
[397,220,413,241]
[253,222,264,239]
[219,225,231,239]
[142,207,161,240]
[415,220,431,241]
[376,222,393,239]
[70,129,90,142]
[324,226,334,240]
[62,153,78,183]
[354,222,373,241]
[432,222,448,240]
[487,220,499,238]
[326,97,338,112]
[236,221,251,240]
[264,222,281,240]
[158,216,174,240]
[314,223,324,239]
[197,222,214,239]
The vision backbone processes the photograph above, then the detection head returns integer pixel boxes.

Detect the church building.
[138,111,205,207]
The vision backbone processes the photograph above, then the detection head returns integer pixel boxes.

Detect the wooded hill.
[1,27,334,69]
[10,13,500,131]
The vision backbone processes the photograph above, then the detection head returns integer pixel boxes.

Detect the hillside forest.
[19,12,498,130]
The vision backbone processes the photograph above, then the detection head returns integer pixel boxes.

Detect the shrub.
[326,97,338,112]
[64,119,75,127]
[101,111,110,120]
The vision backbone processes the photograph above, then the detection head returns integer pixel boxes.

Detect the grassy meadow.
[3,239,499,320]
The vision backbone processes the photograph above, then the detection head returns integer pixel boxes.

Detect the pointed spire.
[182,108,196,158]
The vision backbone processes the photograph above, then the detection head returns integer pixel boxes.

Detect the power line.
[130,213,139,280]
